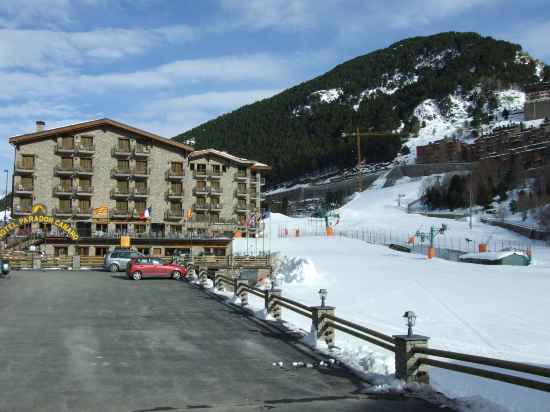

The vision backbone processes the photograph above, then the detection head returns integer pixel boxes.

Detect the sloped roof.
[189,148,271,171]
[8,118,194,153]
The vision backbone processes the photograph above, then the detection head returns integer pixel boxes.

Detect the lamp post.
[3,169,8,224]
[403,310,417,337]
[318,288,328,307]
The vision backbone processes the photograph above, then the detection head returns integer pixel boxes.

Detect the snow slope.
[235,176,550,412]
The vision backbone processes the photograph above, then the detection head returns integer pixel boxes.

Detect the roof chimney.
[36,120,45,132]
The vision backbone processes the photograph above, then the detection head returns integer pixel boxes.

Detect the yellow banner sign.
[0,214,79,241]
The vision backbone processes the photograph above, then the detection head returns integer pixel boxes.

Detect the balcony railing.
[75,186,93,196]
[14,184,34,195]
[210,203,223,211]
[234,172,248,181]
[193,186,209,196]
[15,162,35,174]
[133,167,150,178]
[193,170,208,179]
[53,208,74,217]
[210,187,223,195]
[164,210,184,221]
[54,164,76,175]
[193,203,210,211]
[111,167,132,178]
[109,209,130,219]
[55,142,76,154]
[110,188,131,198]
[13,206,33,215]
[53,185,75,196]
[132,187,149,198]
[77,143,95,155]
[209,170,223,179]
[234,205,248,213]
[76,165,94,175]
[235,189,248,197]
[74,208,92,218]
[165,189,184,199]
[165,169,185,180]
[111,146,132,157]
[133,146,151,157]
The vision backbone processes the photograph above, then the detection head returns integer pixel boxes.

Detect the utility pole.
[3,169,8,224]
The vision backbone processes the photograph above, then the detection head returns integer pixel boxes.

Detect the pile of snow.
[459,250,528,261]
[234,176,550,412]
[271,254,318,285]
[310,88,343,103]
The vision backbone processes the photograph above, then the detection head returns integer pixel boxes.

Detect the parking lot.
[0,270,445,411]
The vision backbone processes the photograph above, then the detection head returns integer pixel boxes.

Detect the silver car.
[104,250,142,272]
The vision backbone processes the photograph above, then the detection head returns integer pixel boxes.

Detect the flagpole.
[246,209,249,256]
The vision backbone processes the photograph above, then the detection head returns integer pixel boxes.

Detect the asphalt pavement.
[0,270,450,411]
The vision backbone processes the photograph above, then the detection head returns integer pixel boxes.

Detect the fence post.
[199,270,208,288]
[32,256,41,270]
[72,255,80,270]
[393,334,430,384]
[214,272,225,292]
[237,279,249,307]
[267,288,282,320]
[311,305,336,347]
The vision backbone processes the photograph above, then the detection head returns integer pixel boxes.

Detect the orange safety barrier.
[479,243,488,252]
[427,247,436,259]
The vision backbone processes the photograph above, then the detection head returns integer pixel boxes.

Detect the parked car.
[104,249,143,272]
[126,257,187,280]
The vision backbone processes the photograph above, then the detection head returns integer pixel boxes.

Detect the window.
[62,136,74,149]
[197,180,206,189]
[211,181,220,190]
[190,163,195,171]
[238,182,246,193]
[54,247,68,256]
[134,224,146,233]
[136,248,150,256]
[116,200,128,212]
[170,201,182,213]
[117,159,130,171]
[21,176,33,190]
[212,164,221,175]
[170,225,182,233]
[80,158,92,171]
[60,198,72,211]
[20,197,32,211]
[153,248,162,256]
[171,181,182,194]
[118,138,130,151]
[79,199,90,212]
[77,246,89,256]
[95,223,107,233]
[134,200,146,213]
[238,166,247,177]
[95,247,109,256]
[135,257,148,264]
[117,180,129,193]
[135,141,146,152]
[197,163,206,172]
[61,177,72,190]
[171,161,183,174]
[61,157,73,170]
[115,224,128,234]
[81,135,93,149]
[222,165,227,172]
[135,160,147,173]
[22,155,34,169]
[79,177,91,189]
[136,180,147,192]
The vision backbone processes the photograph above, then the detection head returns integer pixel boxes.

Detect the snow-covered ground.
[235,175,550,412]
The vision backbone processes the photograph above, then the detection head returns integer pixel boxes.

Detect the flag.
[140,207,151,220]
[93,204,108,219]
[186,208,193,219]
[248,214,257,228]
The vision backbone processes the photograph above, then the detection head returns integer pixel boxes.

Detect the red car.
[127,257,187,280]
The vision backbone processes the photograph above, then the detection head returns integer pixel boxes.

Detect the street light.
[3,169,8,224]
[403,310,416,337]
[318,288,328,307]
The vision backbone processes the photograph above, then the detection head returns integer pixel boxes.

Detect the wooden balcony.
[133,146,151,157]
[164,210,184,221]
[110,188,131,199]
[111,146,132,158]
[165,169,185,180]
[111,167,132,178]
[14,184,33,196]
[53,208,74,218]
[75,186,93,197]
[132,187,149,198]
[132,167,150,178]
[193,170,208,180]
[53,185,75,197]
[76,165,94,176]
[54,164,76,176]
[165,189,184,200]
[76,143,95,156]
[15,162,35,175]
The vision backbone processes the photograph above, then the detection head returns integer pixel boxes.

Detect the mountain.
[174,32,549,185]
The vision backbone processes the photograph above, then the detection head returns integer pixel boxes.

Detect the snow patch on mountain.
[353,72,419,110]
[311,88,343,103]
[415,48,460,70]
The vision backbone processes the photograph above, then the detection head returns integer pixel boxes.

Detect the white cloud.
[130,89,280,136]
[0,54,290,99]
[0,0,74,28]
[512,20,550,62]
[0,25,196,70]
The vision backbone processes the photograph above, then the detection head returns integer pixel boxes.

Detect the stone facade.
[10,119,268,255]
[524,82,550,121]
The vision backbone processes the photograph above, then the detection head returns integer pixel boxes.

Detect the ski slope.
[234,175,550,412]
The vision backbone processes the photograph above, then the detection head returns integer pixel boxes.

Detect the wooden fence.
[210,273,550,393]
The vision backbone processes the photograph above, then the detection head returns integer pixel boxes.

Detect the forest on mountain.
[174,32,548,185]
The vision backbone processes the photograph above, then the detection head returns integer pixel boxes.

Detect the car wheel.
[172,271,182,280]
[109,263,119,273]
[132,271,142,280]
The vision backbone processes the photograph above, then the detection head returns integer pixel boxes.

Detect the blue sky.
[1,0,549,179]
